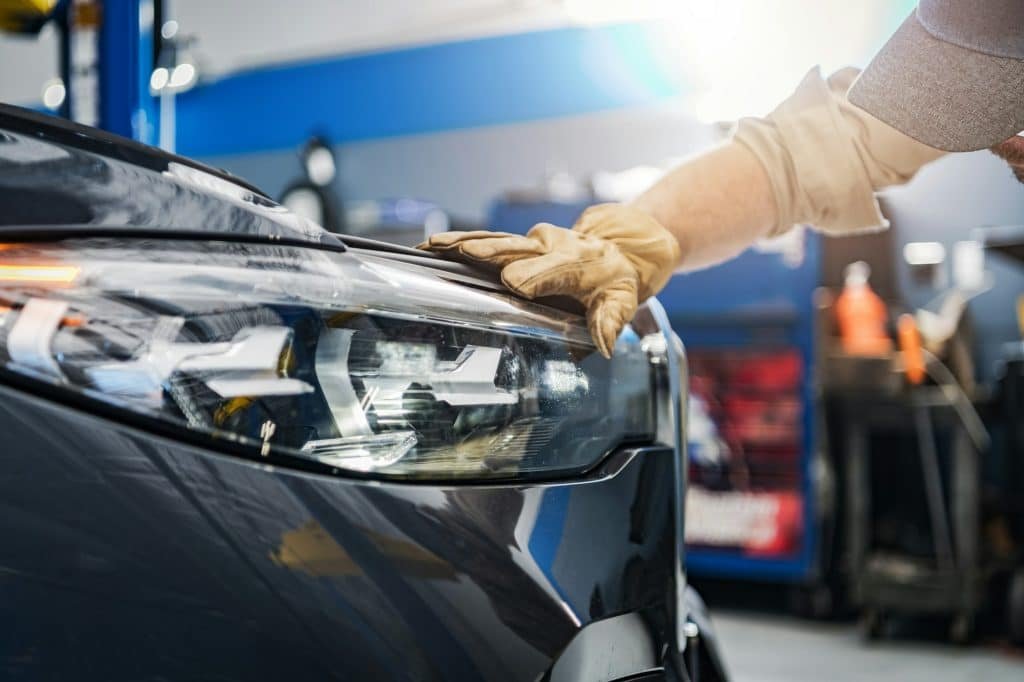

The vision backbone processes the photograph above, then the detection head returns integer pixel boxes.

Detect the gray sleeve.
[732,66,947,237]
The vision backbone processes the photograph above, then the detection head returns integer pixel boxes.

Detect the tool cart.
[829,375,987,642]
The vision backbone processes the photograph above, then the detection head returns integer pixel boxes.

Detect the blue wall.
[175,23,687,158]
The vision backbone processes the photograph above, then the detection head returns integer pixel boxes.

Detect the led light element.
[87,325,312,399]
[7,298,69,378]
[0,264,79,284]
[363,343,515,407]
[301,431,418,471]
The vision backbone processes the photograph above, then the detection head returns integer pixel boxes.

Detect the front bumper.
[0,383,682,681]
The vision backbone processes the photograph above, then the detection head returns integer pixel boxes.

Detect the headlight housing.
[0,239,667,481]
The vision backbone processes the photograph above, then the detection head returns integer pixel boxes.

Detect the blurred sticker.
[685,486,802,557]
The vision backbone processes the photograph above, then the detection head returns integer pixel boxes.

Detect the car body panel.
[0,383,678,680]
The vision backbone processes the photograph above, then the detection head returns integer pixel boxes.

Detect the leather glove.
[420,203,681,358]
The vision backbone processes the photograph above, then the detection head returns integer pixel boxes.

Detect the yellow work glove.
[420,203,681,358]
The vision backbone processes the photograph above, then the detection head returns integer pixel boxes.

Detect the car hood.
[0,103,340,249]
[0,105,584,314]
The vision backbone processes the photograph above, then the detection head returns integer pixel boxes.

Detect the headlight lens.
[0,239,658,480]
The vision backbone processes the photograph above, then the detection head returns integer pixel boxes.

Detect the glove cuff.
[572,203,681,301]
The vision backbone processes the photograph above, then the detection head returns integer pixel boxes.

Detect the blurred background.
[2,1,1023,678]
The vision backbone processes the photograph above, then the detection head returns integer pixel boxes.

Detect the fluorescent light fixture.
[903,241,946,266]
[41,79,66,111]
[150,67,170,92]
[151,63,197,95]
[168,63,197,90]
[161,19,179,40]
[306,146,336,186]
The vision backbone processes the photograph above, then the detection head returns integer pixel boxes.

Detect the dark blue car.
[0,103,726,681]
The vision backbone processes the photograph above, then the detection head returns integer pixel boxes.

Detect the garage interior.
[1,1,1023,680]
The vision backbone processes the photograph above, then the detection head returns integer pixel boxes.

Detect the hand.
[419,203,681,358]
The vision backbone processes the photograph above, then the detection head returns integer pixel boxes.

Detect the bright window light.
[563,0,914,123]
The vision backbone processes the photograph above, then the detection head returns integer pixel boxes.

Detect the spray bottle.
[834,261,892,356]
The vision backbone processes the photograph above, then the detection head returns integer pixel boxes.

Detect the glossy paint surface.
[0,103,338,247]
[0,384,680,680]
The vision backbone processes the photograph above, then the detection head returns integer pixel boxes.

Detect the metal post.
[55,1,72,120]
[158,90,175,152]
[913,400,955,573]
[951,424,979,613]
[97,0,158,143]
[845,406,868,606]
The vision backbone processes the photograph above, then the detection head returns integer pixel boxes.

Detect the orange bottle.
[897,314,925,385]
[834,261,892,356]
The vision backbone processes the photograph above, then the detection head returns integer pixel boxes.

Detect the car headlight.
[0,238,666,481]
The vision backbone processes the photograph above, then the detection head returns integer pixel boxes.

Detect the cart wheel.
[1009,568,1024,646]
[860,609,886,641]
[949,613,974,646]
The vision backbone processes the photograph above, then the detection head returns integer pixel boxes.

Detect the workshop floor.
[712,610,1024,681]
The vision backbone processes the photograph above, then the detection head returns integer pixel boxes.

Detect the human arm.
[630,139,777,272]
[422,67,947,354]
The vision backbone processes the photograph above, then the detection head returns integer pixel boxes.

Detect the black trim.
[336,233,440,258]
[348,247,504,288]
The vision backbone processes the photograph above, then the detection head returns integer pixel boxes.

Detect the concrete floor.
[712,610,1024,681]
